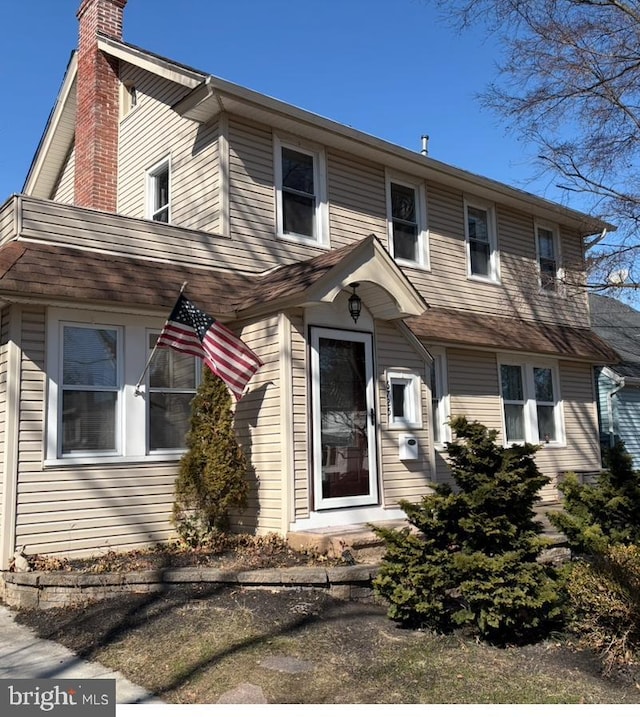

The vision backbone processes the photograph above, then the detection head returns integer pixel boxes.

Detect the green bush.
[565,545,640,674]
[548,441,640,554]
[173,367,249,542]
[373,416,565,645]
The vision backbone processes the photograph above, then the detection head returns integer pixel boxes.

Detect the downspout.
[606,377,625,448]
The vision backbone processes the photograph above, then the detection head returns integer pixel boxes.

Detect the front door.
[310,327,378,510]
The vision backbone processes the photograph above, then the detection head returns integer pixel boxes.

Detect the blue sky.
[1,0,568,209]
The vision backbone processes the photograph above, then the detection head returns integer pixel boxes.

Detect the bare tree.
[433,0,640,295]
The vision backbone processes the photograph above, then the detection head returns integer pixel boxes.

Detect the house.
[589,293,640,467]
[0,0,618,569]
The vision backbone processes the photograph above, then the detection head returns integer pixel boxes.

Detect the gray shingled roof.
[589,294,640,377]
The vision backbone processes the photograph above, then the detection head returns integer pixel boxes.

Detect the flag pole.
[134,282,188,396]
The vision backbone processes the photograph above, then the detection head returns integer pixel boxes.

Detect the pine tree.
[548,441,640,555]
[173,367,249,541]
[374,416,565,644]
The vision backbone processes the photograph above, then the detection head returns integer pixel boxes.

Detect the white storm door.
[310,327,378,510]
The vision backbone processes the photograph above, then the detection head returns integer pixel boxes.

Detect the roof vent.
[420,135,429,156]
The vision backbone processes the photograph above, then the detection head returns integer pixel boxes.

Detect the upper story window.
[274,136,328,244]
[121,82,137,117]
[499,356,564,446]
[386,175,429,267]
[464,198,499,282]
[147,158,170,223]
[535,221,561,291]
[46,309,199,464]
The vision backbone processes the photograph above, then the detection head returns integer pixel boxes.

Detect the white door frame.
[310,326,379,510]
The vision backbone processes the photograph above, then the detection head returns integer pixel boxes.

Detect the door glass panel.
[319,337,369,499]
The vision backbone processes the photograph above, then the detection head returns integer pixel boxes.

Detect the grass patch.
[14,585,640,704]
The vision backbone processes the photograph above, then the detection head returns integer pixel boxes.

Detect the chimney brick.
[74,0,127,212]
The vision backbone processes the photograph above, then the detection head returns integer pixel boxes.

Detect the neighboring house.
[0,0,618,569]
[589,293,640,466]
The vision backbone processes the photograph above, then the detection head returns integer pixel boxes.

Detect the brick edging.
[0,564,380,610]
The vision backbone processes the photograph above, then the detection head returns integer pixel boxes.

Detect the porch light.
[348,283,362,323]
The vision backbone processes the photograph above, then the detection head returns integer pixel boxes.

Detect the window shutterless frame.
[385,173,429,268]
[534,220,562,292]
[387,370,422,429]
[274,135,328,245]
[498,355,565,446]
[146,156,171,223]
[464,197,499,283]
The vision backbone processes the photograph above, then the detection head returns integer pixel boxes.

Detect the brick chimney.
[74,0,127,212]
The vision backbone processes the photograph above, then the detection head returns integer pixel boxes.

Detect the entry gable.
[237,234,428,321]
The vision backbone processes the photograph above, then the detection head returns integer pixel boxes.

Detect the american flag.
[157,294,263,400]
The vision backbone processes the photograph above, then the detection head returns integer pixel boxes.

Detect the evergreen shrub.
[173,367,249,544]
[548,441,640,555]
[373,416,565,645]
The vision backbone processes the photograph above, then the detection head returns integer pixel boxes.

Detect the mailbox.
[399,434,419,461]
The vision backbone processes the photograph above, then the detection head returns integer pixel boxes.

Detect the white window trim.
[534,219,564,293]
[387,370,423,429]
[146,156,171,223]
[430,348,451,448]
[464,196,500,284]
[497,354,565,447]
[274,134,328,246]
[385,171,430,269]
[45,308,194,467]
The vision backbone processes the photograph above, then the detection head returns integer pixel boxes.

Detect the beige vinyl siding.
[0,197,17,246]
[289,310,309,520]
[447,348,503,433]
[12,306,179,557]
[233,315,284,533]
[444,347,601,502]
[117,64,221,234]
[326,149,386,248]
[52,146,75,204]
[535,360,602,501]
[375,321,431,507]
[16,195,265,274]
[410,181,590,327]
[227,117,324,267]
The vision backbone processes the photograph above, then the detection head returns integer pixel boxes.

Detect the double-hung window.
[47,310,199,463]
[147,332,198,452]
[147,157,170,223]
[499,357,563,445]
[535,221,560,291]
[465,198,499,282]
[275,136,327,244]
[386,176,428,266]
[60,324,120,456]
[429,349,450,446]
